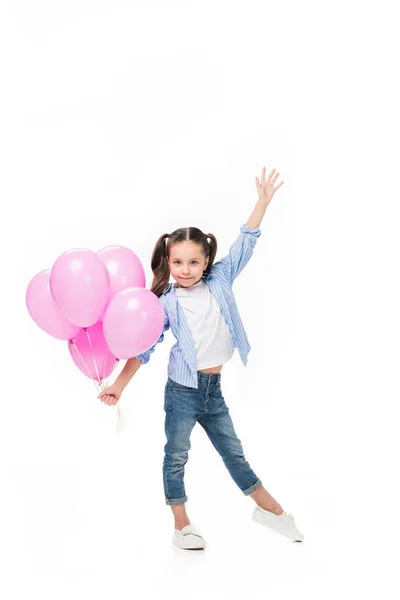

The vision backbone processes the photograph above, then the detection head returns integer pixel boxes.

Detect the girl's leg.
[163,379,198,529]
[198,384,283,515]
[248,486,283,515]
[170,504,191,530]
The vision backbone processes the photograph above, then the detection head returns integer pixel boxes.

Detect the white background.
[1,1,399,599]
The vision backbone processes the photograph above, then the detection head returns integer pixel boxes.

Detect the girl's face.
[168,241,209,287]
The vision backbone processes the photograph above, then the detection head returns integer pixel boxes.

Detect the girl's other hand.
[98,384,122,406]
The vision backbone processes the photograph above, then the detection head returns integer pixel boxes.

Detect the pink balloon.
[97,246,146,300]
[68,320,118,382]
[26,270,81,340]
[50,249,110,328]
[103,287,164,359]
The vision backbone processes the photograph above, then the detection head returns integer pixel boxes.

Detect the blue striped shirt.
[135,224,262,388]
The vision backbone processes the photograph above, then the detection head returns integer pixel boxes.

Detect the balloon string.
[72,341,122,432]
[85,329,101,385]
[70,342,101,395]
[102,347,109,387]
[99,356,122,433]
[116,403,124,434]
[102,357,119,391]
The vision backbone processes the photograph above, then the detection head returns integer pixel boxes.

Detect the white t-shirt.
[174,278,235,370]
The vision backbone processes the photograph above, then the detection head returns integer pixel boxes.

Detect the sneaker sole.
[172,540,206,550]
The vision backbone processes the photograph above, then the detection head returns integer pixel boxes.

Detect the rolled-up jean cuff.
[165,495,188,505]
[242,478,262,496]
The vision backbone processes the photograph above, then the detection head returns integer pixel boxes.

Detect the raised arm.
[218,224,262,286]
[218,166,284,285]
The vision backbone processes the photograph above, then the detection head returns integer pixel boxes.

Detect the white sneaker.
[172,524,206,550]
[252,506,304,542]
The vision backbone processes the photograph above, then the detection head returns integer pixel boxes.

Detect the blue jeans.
[163,371,262,505]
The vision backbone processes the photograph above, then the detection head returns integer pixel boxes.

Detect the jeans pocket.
[171,381,195,392]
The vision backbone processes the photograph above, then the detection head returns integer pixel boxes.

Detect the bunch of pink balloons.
[26,245,164,391]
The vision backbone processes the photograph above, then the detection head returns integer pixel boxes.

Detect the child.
[99,167,304,549]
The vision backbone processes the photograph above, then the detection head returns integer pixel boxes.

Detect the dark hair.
[149,227,218,298]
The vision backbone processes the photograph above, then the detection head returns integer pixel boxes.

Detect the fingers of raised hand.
[261,166,275,183]
[257,167,284,194]
[270,170,279,184]
[266,168,279,185]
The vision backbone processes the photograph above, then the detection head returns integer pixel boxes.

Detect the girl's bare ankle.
[175,520,191,530]
[170,503,190,530]
[259,504,283,515]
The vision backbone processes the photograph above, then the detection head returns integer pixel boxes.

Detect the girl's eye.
[174,261,198,265]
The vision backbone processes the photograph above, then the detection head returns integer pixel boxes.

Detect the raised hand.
[255,167,284,206]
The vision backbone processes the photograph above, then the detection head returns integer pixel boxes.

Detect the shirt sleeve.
[217,224,262,285]
[134,302,170,365]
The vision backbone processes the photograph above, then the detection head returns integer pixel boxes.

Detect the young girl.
[99,167,304,549]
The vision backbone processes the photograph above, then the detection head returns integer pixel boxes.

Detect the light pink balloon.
[103,287,164,359]
[97,246,146,301]
[50,249,110,328]
[68,320,118,382]
[26,269,81,340]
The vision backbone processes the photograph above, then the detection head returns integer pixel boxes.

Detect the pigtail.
[203,233,217,277]
[150,233,171,297]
